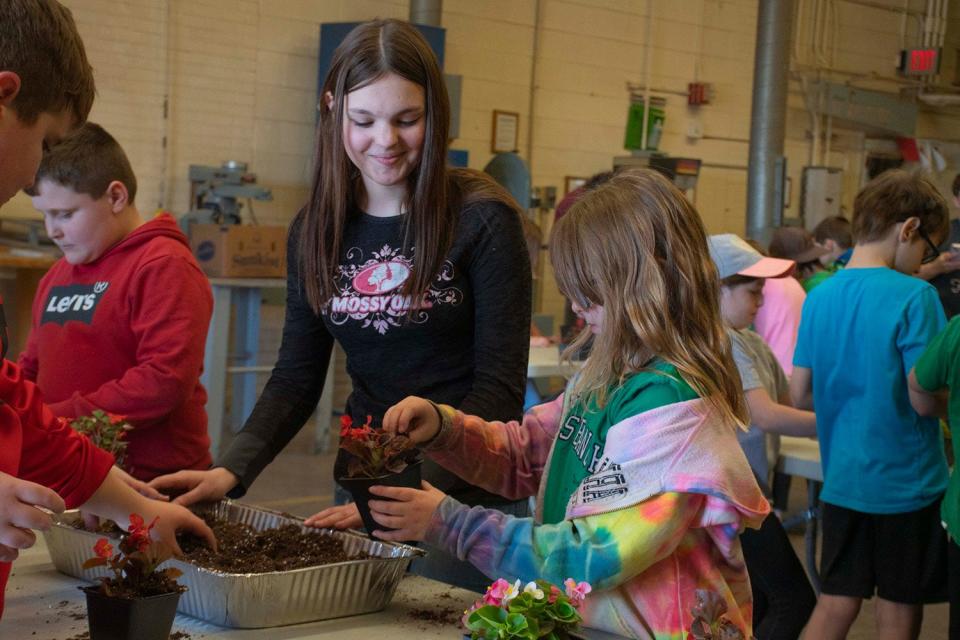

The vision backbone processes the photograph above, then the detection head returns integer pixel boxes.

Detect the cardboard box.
[190,224,287,278]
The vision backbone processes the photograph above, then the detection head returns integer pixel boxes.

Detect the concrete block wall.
[4,0,960,357]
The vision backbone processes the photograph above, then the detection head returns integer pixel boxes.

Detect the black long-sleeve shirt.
[219,199,532,505]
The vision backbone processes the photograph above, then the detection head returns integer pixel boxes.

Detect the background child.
[813,216,853,270]
[709,233,817,639]
[357,169,769,638]
[0,0,214,617]
[769,226,831,292]
[908,316,960,638]
[750,238,807,376]
[917,173,960,319]
[21,122,213,481]
[792,169,950,640]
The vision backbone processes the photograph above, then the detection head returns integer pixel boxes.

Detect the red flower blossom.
[338,414,417,478]
[93,538,113,559]
[126,513,158,553]
[339,414,353,438]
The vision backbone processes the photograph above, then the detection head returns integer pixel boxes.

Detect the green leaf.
[466,605,509,634]
[81,557,107,569]
[546,601,580,625]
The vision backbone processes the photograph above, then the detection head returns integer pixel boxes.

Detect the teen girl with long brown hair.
[152,18,532,591]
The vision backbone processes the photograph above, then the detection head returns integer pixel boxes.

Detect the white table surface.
[527,345,579,378]
[6,536,477,639]
[776,435,822,482]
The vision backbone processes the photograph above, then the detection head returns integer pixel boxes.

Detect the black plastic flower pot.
[83,586,181,640]
[338,461,422,540]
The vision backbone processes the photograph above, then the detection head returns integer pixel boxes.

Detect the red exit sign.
[898,48,941,76]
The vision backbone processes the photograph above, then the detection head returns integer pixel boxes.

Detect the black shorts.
[819,498,948,604]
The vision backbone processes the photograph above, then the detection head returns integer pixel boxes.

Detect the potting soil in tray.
[175,514,371,573]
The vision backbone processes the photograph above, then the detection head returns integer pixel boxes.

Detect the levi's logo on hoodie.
[41,282,110,325]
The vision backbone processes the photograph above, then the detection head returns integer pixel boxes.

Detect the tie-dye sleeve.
[425,491,703,590]
[424,395,565,501]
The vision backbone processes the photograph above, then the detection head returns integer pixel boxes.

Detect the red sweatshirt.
[0,359,114,617]
[18,214,213,480]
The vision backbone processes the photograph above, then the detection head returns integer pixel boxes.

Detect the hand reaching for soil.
[366,481,445,542]
[304,503,363,530]
[115,466,169,501]
[0,471,65,561]
[146,501,218,555]
[382,396,442,444]
[148,467,239,506]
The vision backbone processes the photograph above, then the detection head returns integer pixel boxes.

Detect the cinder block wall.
[7,1,960,431]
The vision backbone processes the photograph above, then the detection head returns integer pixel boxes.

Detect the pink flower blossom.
[483,578,513,606]
[547,584,562,604]
[564,578,592,607]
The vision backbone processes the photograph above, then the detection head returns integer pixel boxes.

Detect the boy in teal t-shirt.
[909,316,960,637]
[792,170,951,640]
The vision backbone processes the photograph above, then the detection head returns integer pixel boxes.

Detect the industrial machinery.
[614,152,702,198]
[179,161,273,236]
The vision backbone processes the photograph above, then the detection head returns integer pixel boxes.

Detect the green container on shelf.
[624,98,666,151]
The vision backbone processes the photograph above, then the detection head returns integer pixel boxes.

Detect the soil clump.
[176,514,370,573]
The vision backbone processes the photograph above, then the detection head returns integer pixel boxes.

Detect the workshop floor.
[239,448,950,639]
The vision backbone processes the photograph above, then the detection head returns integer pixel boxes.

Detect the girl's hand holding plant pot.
[382,396,442,444]
[366,481,446,542]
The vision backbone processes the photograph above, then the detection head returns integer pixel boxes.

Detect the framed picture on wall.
[564,176,587,195]
[491,110,519,153]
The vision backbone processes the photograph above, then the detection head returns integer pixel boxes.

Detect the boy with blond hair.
[0,0,213,617]
[22,122,213,481]
[793,170,950,639]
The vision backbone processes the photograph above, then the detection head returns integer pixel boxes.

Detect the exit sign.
[898,48,941,76]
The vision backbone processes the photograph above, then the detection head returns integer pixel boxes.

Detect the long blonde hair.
[549,169,747,427]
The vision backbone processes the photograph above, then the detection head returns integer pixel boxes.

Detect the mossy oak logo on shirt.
[326,244,463,335]
[40,281,110,326]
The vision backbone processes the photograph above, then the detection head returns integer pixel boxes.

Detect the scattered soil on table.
[408,606,462,626]
[176,514,370,573]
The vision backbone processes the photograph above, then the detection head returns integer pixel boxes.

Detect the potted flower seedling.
[336,414,422,537]
[81,514,186,640]
[69,410,133,470]
[687,589,747,640]
[462,577,591,640]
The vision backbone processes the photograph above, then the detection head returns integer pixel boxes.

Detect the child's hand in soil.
[366,481,445,542]
[149,467,239,506]
[304,503,363,530]
[0,471,65,561]
[382,396,441,444]
[143,501,218,555]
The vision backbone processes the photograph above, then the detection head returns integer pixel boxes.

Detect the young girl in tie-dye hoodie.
[368,169,769,639]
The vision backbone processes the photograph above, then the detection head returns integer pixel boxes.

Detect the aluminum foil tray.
[43,499,425,628]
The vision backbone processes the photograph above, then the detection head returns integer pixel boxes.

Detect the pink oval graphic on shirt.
[353,261,410,294]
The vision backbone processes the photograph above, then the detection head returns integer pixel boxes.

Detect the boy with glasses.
[792,170,951,640]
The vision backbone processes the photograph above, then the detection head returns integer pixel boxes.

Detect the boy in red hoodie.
[0,0,214,619]
[21,122,213,481]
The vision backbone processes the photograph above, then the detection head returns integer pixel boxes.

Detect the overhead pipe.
[746,0,793,243]
[640,0,654,152]
[525,0,542,165]
[409,0,441,26]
